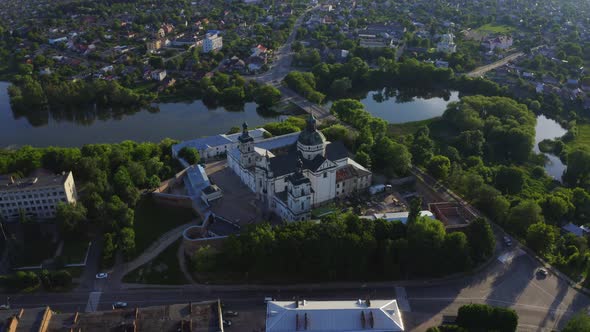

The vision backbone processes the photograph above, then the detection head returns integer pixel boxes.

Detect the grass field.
[566,124,590,152]
[60,239,91,264]
[476,24,514,34]
[123,239,188,285]
[388,118,438,136]
[133,196,197,258]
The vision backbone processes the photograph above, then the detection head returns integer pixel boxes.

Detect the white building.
[151,69,167,81]
[266,299,404,332]
[203,32,223,53]
[0,172,78,221]
[171,128,269,162]
[436,33,457,54]
[360,210,435,224]
[228,117,372,222]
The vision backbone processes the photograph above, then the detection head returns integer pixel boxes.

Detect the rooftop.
[266,299,404,332]
[0,171,72,192]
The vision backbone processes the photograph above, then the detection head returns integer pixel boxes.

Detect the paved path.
[466,51,524,77]
[177,242,198,285]
[109,222,196,288]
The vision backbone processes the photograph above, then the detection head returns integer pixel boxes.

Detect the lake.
[0,81,279,148]
[534,115,567,180]
[328,88,460,123]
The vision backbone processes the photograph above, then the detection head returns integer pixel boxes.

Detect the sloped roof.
[266,299,404,332]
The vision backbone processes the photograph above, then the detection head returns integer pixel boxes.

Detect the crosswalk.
[85,292,102,312]
[395,286,412,312]
[497,248,525,264]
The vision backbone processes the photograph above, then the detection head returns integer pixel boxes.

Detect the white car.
[96,273,108,279]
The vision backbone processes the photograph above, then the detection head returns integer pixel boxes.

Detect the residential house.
[146,39,163,52]
[151,69,167,81]
[436,33,457,54]
[485,35,513,51]
[203,31,223,53]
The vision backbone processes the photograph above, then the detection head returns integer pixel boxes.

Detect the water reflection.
[0,81,279,147]
[534,115,568,181]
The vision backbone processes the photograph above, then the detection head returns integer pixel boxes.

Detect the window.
[323,172,327,178]
[301,202,304,210]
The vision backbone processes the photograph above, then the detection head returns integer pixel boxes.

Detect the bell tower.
[238,122,256,168]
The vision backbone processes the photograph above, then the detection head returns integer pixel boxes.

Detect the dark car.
[224,311,239,317]
[112,302,128,309]
[223,319,232,327]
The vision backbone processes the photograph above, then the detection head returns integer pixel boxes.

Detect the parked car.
[95,273,108,279]
[503,236,512,246]
[112,302,128,309]
[224,311,239,317]
[223,319,232,327]
[537,268,549,277]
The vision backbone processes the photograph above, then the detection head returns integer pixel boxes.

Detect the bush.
[178,146,200,165]
[457,304,518,332]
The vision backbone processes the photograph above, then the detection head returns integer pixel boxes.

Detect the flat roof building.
[266,299,404,332]
[0,171,77,221]
[0,301,223,332]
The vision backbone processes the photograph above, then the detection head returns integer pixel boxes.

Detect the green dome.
[298,114,326,146]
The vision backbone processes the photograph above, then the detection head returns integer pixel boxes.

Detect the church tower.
[297,114,326,160]
[286,158,312,221]
[238,122,256,168]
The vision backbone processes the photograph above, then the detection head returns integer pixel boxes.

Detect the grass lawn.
[476,24,514,34]
[133,196,197,258]
[123,239,188,285]
[312,204,338,218]
[388,118,438,136]
[566,124,590,152]
[59,239,91,264]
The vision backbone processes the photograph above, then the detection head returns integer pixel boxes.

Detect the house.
[203,31,223,53]
[562,223,589,237]
[151,69,167,81]
[251,44,268,57]
[156,28,165,39]
[162,24,175,35]
[485,35,513,51]
[436,33,457,54]
[48,37,68,45]
[266,299,404,332]
[435,60,449,68]
[146,39,163,52]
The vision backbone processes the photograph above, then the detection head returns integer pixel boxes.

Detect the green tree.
[468,218,496,263]
[372,137,411,178]
[526,222,557,257]
[562,313,590,332]
[427,155,451,180]
[56,202,87,237]
[253,85,281,108]
[507,200,544,237]
[178,146,200,165]
[119,227,136,260]
[102,232,117,266]
[494,166,525,195]
[442,232,472,272]
[564,149,590,188]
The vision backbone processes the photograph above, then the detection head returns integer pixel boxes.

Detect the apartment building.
[0,171,78,221]
[203,32,223,53]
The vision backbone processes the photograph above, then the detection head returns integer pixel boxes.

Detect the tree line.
[191,213,495,282]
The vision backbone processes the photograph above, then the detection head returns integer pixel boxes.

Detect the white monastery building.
[228,116,371,222]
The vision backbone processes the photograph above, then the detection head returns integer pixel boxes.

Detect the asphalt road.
[4,243,589,331]
[466,51,525,78]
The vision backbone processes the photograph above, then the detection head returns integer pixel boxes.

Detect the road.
[466,51,524,78]
[253,6,317,84]
[4,240,589,331]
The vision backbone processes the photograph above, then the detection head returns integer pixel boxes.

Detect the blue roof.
[184,165,210,196]
[255,132,299,151]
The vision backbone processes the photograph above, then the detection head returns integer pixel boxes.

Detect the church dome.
[298,114,326,146]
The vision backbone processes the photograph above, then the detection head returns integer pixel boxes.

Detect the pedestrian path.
[395,286,411,312]
[85,291,102,312]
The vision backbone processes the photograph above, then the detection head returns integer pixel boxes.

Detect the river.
[534,115,567,180]
[0,81,279,147]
